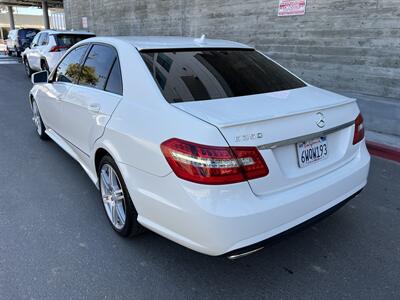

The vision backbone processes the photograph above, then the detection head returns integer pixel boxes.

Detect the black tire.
[24,59,33,78]
[7,49,12,56]
[41,59,49,72]
[98,155,144,237]
[31,99,49,140]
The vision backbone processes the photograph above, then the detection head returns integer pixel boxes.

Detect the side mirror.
[31,70,49,84]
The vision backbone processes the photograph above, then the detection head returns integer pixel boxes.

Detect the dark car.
[6,28,40,56]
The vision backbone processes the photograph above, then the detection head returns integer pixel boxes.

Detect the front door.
[35,32,49,69]
[41,44,90,135]
[28,33,41,70]
[58,44,123,155]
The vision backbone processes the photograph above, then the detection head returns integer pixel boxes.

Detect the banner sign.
[82,17,88,29]
[278,0,307,16]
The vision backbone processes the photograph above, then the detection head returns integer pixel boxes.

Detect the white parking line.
[0,56,20,65]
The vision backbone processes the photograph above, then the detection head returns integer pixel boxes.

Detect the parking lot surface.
[0,63,399,299]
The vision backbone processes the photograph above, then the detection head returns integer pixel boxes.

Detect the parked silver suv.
[22,30,95,76]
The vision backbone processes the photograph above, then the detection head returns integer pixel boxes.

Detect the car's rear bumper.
[121,142,370,256]
[225,188,363,259]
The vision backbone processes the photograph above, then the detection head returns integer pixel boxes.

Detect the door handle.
[88,103,100,113]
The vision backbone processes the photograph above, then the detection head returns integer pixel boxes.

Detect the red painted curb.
[366,141,400,163]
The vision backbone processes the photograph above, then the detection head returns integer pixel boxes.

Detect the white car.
[22,30,95,76]
[29,36,370,258]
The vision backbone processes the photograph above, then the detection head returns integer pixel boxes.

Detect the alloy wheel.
[32,101,42,136]
[100,163,127,230]
[25,61,30,76]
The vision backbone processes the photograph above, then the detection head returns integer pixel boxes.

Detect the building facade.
[0,13,44,41]
[63,0,399,140]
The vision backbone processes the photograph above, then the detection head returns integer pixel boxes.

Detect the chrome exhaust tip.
[227,247,264,260]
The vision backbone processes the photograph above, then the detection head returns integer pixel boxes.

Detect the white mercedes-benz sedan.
[29,36,370,258]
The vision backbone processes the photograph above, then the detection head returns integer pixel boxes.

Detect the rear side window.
[105,58,123,95]
[38,33,49,46]
[55,45,89,83]
[140,49,306,103]
[79,44,116,90]
[31,33,40,47]
[56,34,95,48]
[18,29,39,39]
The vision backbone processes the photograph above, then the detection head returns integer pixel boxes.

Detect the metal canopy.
[0,0,63,8]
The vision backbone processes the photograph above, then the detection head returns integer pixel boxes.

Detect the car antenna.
[194,34,206,43]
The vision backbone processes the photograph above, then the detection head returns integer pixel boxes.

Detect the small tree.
[0,5,9,13]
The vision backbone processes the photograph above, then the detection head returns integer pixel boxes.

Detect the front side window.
[78,44,117,90]
[140,49,306,103]
[55,45,89,83]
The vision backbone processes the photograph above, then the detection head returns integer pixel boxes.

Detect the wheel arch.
[94,147,112,175]
[40,56,48,64]
[92,142,132,192]
[39,57,49,69]
[29,94,35,108]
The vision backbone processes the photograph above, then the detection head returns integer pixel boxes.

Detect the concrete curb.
[366,141,400,163]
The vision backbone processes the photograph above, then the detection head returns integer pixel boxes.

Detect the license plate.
[296,136,328,168]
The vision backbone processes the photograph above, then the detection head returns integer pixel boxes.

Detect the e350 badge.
[234,133,263,143]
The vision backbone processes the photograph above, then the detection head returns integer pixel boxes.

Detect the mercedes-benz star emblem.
[316,112,325,128]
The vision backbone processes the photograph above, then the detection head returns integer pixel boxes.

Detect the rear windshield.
[55,34,95,48]
[18,29,39,39]
[140,49,306,103]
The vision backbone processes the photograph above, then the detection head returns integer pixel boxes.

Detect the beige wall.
[0,13,44,29]
[64,0,400,102]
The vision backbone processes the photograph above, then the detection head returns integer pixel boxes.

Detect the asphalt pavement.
[0,63,399,299]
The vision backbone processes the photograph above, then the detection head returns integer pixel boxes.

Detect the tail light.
[160,138,269,185]
[50,45,68,52]
[353,113,365,145]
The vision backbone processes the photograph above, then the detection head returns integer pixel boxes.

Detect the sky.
[14,7,43,15]
[1,7,61,16]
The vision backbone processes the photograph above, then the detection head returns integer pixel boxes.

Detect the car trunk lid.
[173,86,360,195]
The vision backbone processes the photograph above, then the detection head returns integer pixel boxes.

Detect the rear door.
[60,44,123,155]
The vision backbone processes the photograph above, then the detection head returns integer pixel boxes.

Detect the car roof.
[40,29,95,36]
[17,28,39,31]
[83,36,253,51]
